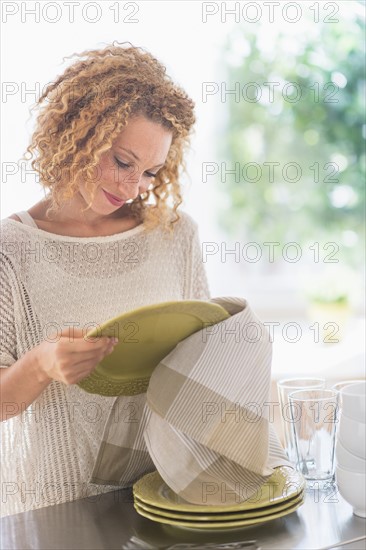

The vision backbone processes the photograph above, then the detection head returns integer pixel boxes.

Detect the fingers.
[52,333,118,385]
[72,350,105,366]
[71,340,116,366]
[63,350,113,384]
[68,335,117,355]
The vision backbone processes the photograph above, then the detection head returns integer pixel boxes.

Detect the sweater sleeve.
[0,254,18,368]
[185,218,211,301]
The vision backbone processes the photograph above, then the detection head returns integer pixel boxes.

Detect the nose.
[119,171,143,200]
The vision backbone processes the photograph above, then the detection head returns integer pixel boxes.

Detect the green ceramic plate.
[133,498,304,530]
[134,491,304,521]
[77,300,230,396]
[133,467,305,512]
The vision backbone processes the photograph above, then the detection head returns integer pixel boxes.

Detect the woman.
[0,42,210,517]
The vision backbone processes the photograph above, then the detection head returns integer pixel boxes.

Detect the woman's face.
[79,115,173,213]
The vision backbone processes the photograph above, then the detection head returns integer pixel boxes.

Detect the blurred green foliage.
[216,11,365,269]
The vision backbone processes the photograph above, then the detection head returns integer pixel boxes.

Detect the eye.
[114,157,157,178]
[114,157,129,169]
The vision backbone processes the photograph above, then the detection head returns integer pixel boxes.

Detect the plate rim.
[133,498,304,529]
[84,300,230,339]
[133,491,305,521]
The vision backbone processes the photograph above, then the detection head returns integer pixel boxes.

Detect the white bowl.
[336,439,366,473]
[340,381,366,422]
[336,465,366,518]
[338,414,366,460]
[332,380,366,393]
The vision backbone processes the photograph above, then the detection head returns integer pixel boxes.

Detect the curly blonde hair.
[24,41,196,233]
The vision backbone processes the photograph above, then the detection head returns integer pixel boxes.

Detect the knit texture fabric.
[0,209,210,517]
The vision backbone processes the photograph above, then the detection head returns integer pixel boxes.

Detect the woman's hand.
[35,327,118,385]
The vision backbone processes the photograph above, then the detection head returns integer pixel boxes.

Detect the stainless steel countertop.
[1,484,365,549]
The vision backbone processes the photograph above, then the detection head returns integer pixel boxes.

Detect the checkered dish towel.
[89,297,292,505]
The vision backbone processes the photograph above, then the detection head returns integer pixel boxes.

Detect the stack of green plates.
[133,467,306,530]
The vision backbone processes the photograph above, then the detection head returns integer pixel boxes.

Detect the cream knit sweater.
[0,208,210,517]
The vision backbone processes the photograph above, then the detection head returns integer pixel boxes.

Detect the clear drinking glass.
[277,378,326,464]
[289,389,339,489]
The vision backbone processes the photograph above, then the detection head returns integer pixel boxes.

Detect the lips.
[102,188,127,206]
[103,189,124,201]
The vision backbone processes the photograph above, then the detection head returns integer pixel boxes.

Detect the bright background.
[1,1,365,380]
